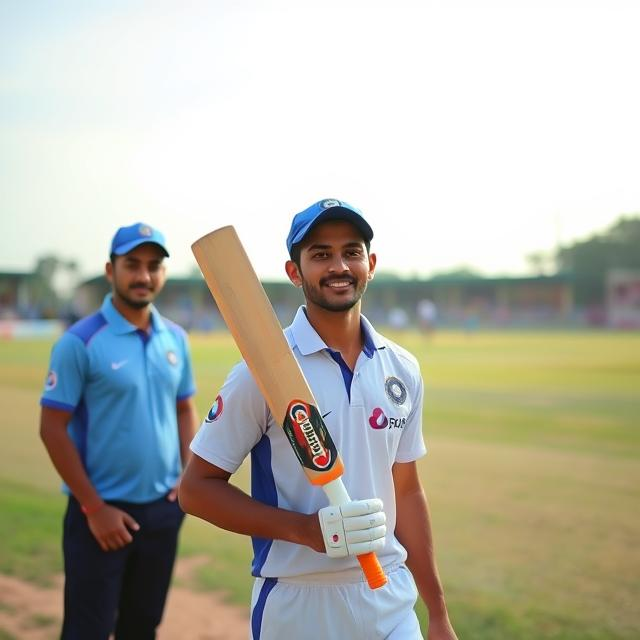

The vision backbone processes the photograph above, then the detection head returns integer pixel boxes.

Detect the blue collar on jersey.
[100,293,167,335]
[288,306,384,358]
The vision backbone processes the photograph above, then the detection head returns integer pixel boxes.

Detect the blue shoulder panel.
[67,312,107,345]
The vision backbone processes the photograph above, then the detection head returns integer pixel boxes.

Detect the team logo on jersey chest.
[205,395,224,422]
[369,407,406,430]
[166,350,178,365]
[369,407,388,429]
[385,376,407,405]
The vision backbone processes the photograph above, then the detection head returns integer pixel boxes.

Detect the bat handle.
[322,478,388,590]
[357,551,387,590]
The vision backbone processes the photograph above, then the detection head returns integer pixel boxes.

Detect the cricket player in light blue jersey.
[40,222,198,640]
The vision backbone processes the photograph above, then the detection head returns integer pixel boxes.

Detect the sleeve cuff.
[40,398,75,412]
[177,389,196,402]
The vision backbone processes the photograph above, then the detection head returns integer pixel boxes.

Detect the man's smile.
[322,278,355,289]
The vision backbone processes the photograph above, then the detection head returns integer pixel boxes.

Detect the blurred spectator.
[417,298,438,334]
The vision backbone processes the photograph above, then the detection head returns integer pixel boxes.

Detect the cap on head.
[286,199,374,256]
[110,222,169,257]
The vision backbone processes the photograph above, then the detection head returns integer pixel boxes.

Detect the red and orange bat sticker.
[282,400,339,474]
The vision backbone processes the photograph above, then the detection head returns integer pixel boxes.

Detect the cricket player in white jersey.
[179,199,457,639]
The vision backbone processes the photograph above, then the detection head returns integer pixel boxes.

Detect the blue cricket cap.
[286,199,374,255]
[110,222,169,257]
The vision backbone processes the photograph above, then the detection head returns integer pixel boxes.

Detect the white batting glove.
[318,498,386,558]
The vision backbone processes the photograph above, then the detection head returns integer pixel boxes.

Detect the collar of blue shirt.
[100,293,167,335]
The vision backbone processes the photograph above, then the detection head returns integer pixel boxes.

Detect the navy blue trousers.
[61,495,184,640]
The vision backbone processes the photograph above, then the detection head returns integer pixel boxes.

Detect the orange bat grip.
[358,551,387,589]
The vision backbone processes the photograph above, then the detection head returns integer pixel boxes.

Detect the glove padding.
[318,498,386,558]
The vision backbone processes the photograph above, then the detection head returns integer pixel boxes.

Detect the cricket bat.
[192,225,387,590]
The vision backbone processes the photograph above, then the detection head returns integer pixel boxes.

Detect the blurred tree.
[555,215,640,306]
[526,250,555,275]
[31,255,80,318]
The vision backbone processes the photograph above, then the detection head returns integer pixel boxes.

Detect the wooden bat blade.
[192,225,387,589]
[191,225,343,485]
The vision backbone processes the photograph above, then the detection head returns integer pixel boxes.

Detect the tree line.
[13,214,640,318]
[555,215,640,307]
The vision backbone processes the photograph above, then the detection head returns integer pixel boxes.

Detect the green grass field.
[1,330,639,639]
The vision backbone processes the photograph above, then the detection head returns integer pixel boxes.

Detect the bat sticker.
[283,400,338,472]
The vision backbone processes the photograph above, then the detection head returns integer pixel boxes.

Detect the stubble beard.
[301,277,368,313]
[114,284,155,310]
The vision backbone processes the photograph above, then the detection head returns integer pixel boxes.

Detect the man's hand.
[86,504,140,551]
[167,477,181,502]
[428,613,458,640]
[318,498,386,558]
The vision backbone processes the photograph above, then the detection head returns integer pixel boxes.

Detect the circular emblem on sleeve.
[385,376,407,405]
[45,370,57,391]
[321,199,341,209]
[166,350,178,365]
[205,395,224,422]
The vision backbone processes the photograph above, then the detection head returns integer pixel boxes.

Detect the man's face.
[286,220,376,313]
[106,243,167,310]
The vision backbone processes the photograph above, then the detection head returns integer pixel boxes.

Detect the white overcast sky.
[1,0,639,281]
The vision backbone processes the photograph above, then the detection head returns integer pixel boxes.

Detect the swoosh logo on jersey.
[322,411,332,419]
[111,360,128,370]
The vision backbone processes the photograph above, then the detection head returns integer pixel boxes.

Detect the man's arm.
[39,406,139,551]
[179,453,324,550]
[393,460,457,640]
[167,396,199,501]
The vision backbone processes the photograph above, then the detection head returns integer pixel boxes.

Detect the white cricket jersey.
[190,306,427,580]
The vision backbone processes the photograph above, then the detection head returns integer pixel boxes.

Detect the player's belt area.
[277,563,401,586]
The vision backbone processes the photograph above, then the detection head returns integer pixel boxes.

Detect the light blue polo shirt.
[41,294,196,503]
